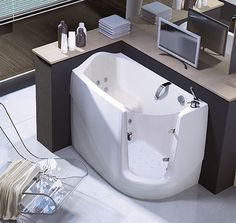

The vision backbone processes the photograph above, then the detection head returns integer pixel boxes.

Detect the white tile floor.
[0,85,236,223]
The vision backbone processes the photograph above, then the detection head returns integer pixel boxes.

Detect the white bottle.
[126,0,143,19]
[68,31,76,51]
[61,33,68,54]
[77,22,87,40]
[202,0,208,7]
[195,0,202,8]
[172,0,182,10]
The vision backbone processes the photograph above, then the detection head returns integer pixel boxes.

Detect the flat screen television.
[187,8,229,56]
[157,18,201,68]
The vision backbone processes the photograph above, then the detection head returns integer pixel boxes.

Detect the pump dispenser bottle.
[76,28,86,47]
[58,21,68,48]
[77,22,87,40]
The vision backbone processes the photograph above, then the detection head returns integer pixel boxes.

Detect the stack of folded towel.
[141,2,172,24]
[99,15,131,39]
[0,160,41,220]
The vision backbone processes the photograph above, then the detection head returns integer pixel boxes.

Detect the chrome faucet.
[189,87,200,108]
[154,82,171,100]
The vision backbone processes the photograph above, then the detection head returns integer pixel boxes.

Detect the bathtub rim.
[72,51,208,117]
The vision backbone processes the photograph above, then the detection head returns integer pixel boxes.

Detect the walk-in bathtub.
[70,52,208,200]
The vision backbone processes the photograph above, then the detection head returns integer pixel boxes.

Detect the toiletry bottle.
[68,31,76,51]
[202,0,207,7]
[77,22,87,40]
[61,26,68,53]
[58,20,68,48]
[195,0,202,8]
[184,0,195,10]
[172,0,183,10]
[76,28,86,47]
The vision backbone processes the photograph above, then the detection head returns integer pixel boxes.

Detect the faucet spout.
[189,87,200,108]
[190,87,199,101]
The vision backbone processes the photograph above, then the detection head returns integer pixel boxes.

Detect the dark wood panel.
[0,23,12,35]
[35,57,53,149]
[216,100,236,192]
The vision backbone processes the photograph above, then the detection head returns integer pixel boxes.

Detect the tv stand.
[159,53,188,70]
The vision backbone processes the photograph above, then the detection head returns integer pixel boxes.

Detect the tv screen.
[187,8,229,56]
[157,18,201,68]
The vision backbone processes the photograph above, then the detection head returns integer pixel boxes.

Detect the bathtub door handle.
[127,132,133,141]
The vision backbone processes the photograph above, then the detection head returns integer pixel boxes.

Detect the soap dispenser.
[77,22,87,40]
[76,28,86,47]
[58,20,68,48]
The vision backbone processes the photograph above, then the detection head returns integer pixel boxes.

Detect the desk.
[33,0,236,194]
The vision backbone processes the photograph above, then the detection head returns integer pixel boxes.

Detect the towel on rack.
[0,160,41,220]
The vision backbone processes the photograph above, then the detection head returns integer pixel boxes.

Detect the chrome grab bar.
[154,82,171,100]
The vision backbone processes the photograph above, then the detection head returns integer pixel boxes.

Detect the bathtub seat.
[108,89,142,112]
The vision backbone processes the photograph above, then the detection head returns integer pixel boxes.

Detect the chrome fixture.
[189,100,200,108]
[154,82,171,100]
[178,95,185,105]
[190,86,199,101]
[168,129,175,134]
[127,132,133,141]
[189,87,200,108]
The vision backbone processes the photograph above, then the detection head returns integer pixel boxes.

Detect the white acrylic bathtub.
[70,52,208,200]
